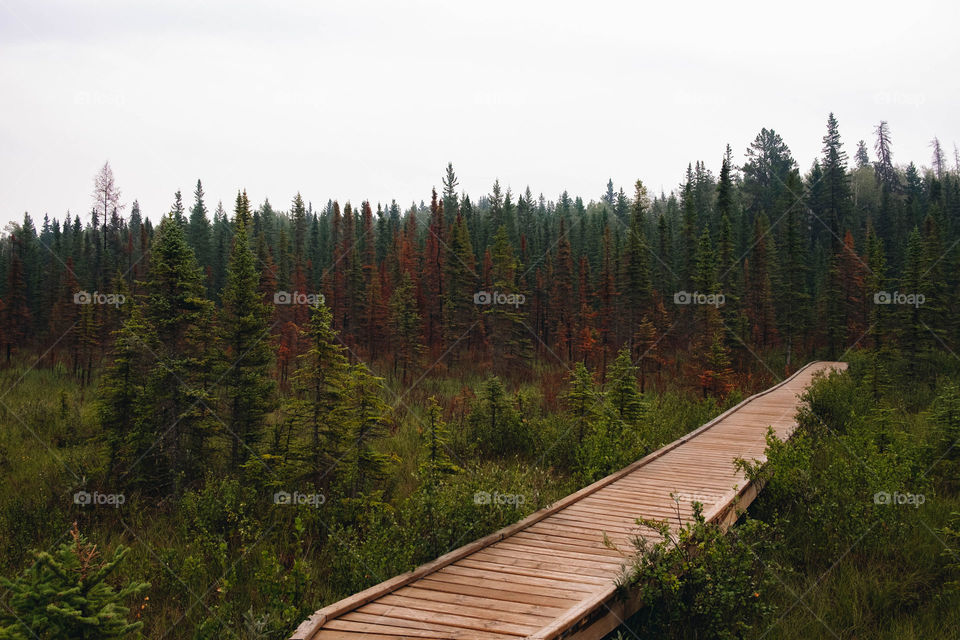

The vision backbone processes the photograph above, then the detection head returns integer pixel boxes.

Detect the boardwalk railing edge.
[290,360,843,640]
[527,360,845,640]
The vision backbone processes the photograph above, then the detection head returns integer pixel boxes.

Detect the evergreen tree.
[820,113,852,251]
[419,396,459,556]
[605,347,644,425]
[389,271,423,384]
[186,180,211,274]
[220,198,277,470]
[744,213,778,348]
[0,524,148,640]
[341,364,390,498]
[126,215,216,494]
[285,302,350,490]
[442,212,478,356]
[621,180,652,351]
[563,361,600,443]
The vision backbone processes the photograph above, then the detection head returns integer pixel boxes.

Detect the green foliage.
[0,524,148,640]
[618,508,779,639]
[615,359,960,639]
[219,197,277,469]
[280,302,351,490]
[605,347,646,425]
[467,376,530,457]
[339,364,392,499]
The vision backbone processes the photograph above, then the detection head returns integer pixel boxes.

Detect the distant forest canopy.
[1,114,958,393]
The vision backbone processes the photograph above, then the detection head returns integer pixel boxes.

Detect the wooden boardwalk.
[292,361,846,640]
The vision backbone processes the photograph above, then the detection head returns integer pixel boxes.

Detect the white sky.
[1,0,958,227]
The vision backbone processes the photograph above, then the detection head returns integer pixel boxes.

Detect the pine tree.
[484,226,530,373]
[422,191,446,351]
[389,271,423,384]
[170,189,186,227]
[562,362,599,443]
[291,192,307,263]
[285,302,351,490]
[605,347,644,425]
[699,329,735,399]
[469,376,522,456]
[187,180,211,274]
[744,213,778,348]
[0,523,148,640]
[774,170,810,368]
[820,113,852,252]
[855,140,871,169]
[442,162,459,218]
[220,200,277,470]
[419,396,459,556]
[864,227,890,348]
[130,215,216,494]
[2,243,31,363]
[442,212,478,357]
[101,306,150,479]
[621,180,652,351]
[341,364,390,499]
[553,220,576,361]
[211,202,232,298]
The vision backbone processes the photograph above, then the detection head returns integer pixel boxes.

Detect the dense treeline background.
[1,114,959,638]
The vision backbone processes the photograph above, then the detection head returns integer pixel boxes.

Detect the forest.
[1,114,959,639]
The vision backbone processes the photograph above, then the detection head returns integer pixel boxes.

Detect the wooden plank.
[413,577,580,609]
[426,569,591,601]
[492,541,628,566]
[437,565,599,592]
[347,606,536,637]
[293,361,845,640]
[324,619,507,639]
[313,631,416,640]
[395,586,568,617]
[376,593,555,627]
[456,557,609,585]
[471,547,621,575]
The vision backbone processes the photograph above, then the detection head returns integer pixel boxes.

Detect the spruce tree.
[220,198,277,470]
[0,524,148,640]
[419,396,459,557]
[606,347,645,425]
[563,361,599,443]
[187,179,211,273]
[286,302,350,490]
[132,215,216,494]
[388,272,423,384]
[341,364,390,499]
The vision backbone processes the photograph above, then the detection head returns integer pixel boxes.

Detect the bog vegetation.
[1,116,959,638]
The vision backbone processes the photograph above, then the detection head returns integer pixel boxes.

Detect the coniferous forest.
[2,116,960,639]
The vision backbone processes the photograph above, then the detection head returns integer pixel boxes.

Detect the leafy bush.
[617,505,779,639]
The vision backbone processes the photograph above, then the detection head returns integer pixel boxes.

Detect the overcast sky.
[1,0,958,228]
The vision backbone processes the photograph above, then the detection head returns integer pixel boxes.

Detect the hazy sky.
[1,0,958,227]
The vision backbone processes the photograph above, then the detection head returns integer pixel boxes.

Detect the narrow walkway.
[292,361,846,640]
